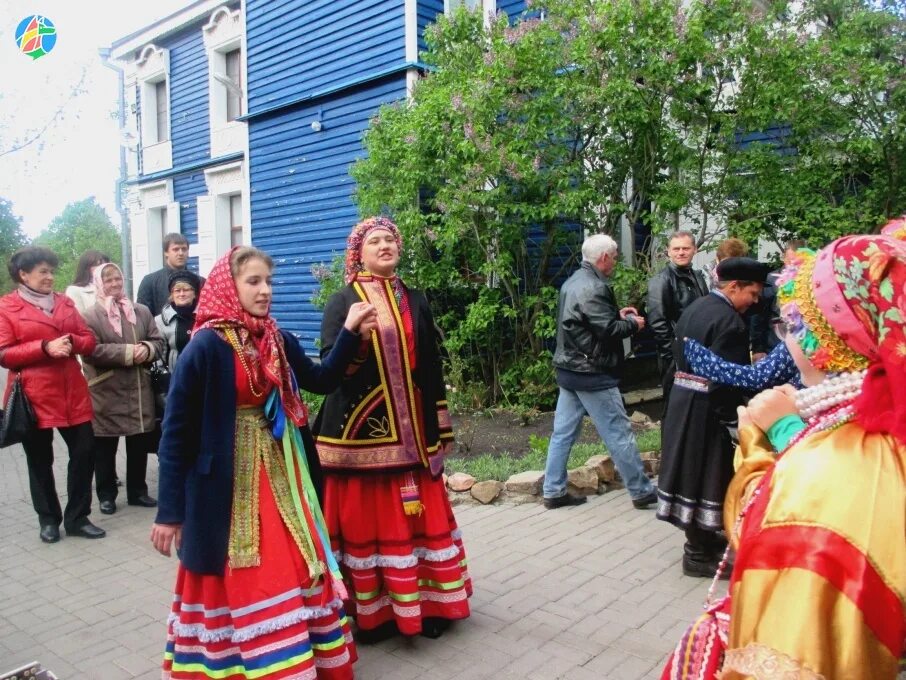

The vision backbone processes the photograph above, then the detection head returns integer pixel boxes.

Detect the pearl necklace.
[793,369,866,420]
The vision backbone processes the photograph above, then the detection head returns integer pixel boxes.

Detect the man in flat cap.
[655,256,770,578]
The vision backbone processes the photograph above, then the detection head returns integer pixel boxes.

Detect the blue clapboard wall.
[246,0,407,114]
[248,75,409,347]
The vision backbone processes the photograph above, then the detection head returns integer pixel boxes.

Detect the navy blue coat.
[155,326,360,575]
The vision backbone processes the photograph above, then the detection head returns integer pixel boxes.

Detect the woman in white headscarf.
[82,262,164,515]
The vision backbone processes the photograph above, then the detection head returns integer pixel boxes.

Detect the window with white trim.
[224,48,243,121]
[229,193,243,246]
[135,44,172,173]
[153,80,169,142]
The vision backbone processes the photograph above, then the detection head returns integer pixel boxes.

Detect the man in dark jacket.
[542,234,657,510]
[136,233,205,316]
[646,231,708,399]
[656,257,769,578]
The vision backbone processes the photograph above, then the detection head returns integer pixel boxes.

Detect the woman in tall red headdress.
[314,217,471,641]
[151,246,376,679]
[662,218,906,680]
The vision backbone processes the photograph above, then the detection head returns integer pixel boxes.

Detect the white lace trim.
[338,544,462,570]
[168,597,344,643]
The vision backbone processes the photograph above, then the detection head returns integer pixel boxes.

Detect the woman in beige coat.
[82,263,164,515]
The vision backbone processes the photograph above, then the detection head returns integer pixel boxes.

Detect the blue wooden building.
[110,0,527,346]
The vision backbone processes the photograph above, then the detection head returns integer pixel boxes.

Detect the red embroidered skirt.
[323,468,472,635]
[163,464,357,679]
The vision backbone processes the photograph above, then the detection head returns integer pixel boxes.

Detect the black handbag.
[149,361,171,416]
[0,373,37,447]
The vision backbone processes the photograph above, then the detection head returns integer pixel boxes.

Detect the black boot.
[420,617,450,639]
[683,525,728,578]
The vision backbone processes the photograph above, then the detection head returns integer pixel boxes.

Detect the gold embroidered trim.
[720,643,825,680]
[791,255,868,372]
[228,408,318,571]
[229,408,263,568]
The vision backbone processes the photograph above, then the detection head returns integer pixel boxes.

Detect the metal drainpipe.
[98,47,134,298]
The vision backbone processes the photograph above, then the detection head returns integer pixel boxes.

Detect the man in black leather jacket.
[542,234,657,510]
[646,231,708,399]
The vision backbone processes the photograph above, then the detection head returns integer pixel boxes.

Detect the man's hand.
[620,307,646,331]
[150,523,182,557]
[45,335,72,358]
[752,352,767,362]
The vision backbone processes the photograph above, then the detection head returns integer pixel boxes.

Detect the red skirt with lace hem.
[162,462,357,679]
[323,468,472,636]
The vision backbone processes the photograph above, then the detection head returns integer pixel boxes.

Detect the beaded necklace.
[705,397,858,605]
[224,327,265,399]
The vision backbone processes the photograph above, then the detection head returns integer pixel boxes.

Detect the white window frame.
[203,6,248,158]
[197,161,248,276]
[135,44,172,173]
[130,180,180,284]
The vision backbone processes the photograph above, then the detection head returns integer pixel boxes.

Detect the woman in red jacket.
[0,247,105,543]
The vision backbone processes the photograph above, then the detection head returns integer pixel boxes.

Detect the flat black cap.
[716,256,770,284]
[168,268,202,292]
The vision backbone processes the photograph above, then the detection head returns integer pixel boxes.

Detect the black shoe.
[99,500,117,515]
[420,617,450,639]
[632,489,658,509]
[355,621,398,644]
[682,554,731,580]
[66,522,106,539]
[543,494,588,509]
[127,494,157,508]
[39,525,60,544]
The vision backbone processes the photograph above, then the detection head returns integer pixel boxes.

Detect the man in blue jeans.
[542,234,657,509]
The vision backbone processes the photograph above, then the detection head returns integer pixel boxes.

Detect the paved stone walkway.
[0,437,718,680]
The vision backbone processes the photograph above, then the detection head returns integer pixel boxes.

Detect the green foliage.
[309,254,346,310]
[445,428,662,481]
[344,0,905,407]
[0,199,30,293]
[35,197,121,290]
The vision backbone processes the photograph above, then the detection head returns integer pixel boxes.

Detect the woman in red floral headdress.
[151,246,376,679]
[662,218,906,680]
[314,217,471,641]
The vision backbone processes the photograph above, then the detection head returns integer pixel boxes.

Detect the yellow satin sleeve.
[722,423,906,680]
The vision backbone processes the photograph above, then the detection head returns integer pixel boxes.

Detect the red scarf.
[193,248,308,426]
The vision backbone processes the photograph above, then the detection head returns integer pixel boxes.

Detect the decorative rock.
[504,470,544,495]
[471,480,503,504]
[567,466,600,496]
[447,472,476,492]
[629,411,652,425]
[584,454,616,483]
[640,451,660,476]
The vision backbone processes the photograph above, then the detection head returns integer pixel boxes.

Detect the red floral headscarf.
[777,217,906,444]
[194,248,308,426]
[344,216,403,283]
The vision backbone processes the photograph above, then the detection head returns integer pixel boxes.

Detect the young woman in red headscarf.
[150,246,376,679]
[662,219,906,680]
[314,217,471,642]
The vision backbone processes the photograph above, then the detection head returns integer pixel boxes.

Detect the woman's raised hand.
[343,302,378,335]
[746,385,798,432]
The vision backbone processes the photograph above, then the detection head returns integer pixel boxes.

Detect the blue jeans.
[543,386,654,500]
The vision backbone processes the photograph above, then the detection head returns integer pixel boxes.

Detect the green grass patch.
[445,430,661,481]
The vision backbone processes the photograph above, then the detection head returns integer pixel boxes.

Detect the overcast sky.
[0,0,190,238]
